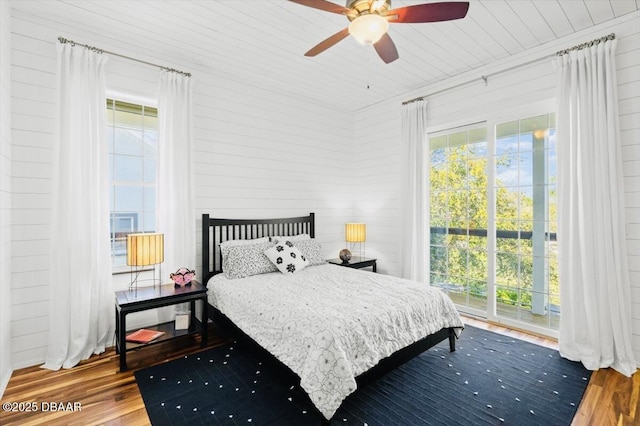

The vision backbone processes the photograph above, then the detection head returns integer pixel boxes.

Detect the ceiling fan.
[289,0,469,63]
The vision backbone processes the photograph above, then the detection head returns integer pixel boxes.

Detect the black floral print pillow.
[264,241,309,275]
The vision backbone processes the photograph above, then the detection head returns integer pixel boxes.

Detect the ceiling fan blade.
[374,33,399,64]
[305,28,350,57]
[288,0,350,15]
[387,2,469,23]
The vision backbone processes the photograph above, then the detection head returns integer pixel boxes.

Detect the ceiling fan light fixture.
[348,14,389,45]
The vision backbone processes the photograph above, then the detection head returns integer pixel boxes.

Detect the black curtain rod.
[57,36,191,77]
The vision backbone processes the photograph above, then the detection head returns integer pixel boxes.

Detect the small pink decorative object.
[170,268,195,287]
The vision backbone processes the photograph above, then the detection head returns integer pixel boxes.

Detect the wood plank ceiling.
[10,0,640,111]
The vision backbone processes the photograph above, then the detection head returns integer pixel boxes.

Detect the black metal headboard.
[201,213,315,285]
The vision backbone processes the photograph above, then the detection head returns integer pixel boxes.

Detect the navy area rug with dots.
[135,324,591,425]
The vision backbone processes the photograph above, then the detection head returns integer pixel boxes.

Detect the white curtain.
[157,71,196,279]
[43,43,112,370]
[556,39,636,377]
[399,100,429,282]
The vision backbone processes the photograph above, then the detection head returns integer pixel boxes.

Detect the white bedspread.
[207,263,464,419]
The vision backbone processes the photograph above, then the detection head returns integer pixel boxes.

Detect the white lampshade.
[345,223,366,243]
[127,233,164,266]
[348,14,389,45]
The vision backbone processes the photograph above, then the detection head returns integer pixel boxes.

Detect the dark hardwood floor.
[0,317,637,425]
[0,325,229,426]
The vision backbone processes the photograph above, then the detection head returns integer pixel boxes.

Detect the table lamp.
[345,223,366,260]
[127,232,164,289]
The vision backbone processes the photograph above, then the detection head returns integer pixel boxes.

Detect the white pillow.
[220,236,270,253]
[220,237,270,273]
[292,239,326,266]
[270,234,311,243]
[264,240,309,275]
[222,241,277,279]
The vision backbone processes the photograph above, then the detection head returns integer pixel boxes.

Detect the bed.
[201,212,464,421]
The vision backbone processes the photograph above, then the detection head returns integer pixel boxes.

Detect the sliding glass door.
[429,125,489,315]
[494,113,558,331]
[429,111,558,335]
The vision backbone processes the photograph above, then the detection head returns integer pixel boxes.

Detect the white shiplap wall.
[353,13,640,365]
[7,3,637,374]
[8,10,354,369]
[0,0,13,395]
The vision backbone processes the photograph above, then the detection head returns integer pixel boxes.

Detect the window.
[429,111,558,335]
[106,99,158,269]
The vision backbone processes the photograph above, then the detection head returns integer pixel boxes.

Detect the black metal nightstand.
[327,256,377,272]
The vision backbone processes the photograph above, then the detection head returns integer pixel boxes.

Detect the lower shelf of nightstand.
[121,319,204,351]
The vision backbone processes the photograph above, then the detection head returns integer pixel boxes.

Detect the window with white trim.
[106,99,158,270]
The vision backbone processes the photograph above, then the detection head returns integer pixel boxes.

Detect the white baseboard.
[0,368,12,399]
